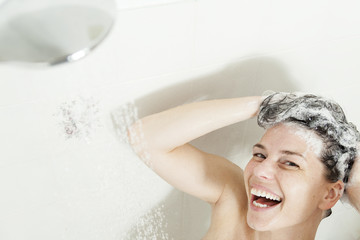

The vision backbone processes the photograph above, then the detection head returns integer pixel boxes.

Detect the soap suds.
[284,122,324,157]
[258,92,360,186]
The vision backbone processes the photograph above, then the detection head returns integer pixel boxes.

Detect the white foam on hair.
[283,122,324,158]
[260,92,360,186]
[336,153,349,182]
[348,145,360,186]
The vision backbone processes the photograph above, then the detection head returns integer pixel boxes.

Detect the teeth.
[251,188,281,202]
[252,200,269,208]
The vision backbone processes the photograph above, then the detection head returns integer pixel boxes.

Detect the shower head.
[0,0,116,66]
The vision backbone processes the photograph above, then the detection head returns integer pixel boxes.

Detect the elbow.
[127,120,146,153]
[127,121,140,146]
[127,121,152,166]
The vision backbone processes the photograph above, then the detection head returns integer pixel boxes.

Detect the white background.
[1,0,360,239]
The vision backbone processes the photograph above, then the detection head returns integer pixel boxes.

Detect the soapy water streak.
[111,102,173,239]
[55,99,171,239]
[111,101,152,168]
[55,96,101,141]
[122,204,172,240]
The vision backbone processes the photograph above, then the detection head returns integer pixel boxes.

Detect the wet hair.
[257,92,360,216]
[258,92,360,183]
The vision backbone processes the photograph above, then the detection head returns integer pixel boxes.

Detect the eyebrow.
[253,143,306,161]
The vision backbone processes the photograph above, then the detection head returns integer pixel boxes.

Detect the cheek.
[282,170,314,190]
[276,171,311,202]
[281,172,324,211]
[244,161,256,191]
[244,160,256,178]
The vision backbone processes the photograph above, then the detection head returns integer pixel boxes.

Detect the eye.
[283,161,299,168]
[253,153,266,159]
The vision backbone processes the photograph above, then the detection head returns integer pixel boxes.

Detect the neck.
[252,211,323,240]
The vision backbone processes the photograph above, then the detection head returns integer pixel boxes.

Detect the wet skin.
[205,124,337,239]
[244,124,336,234]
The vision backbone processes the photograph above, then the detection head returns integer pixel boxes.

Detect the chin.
[248,222,272,232]
[246,213,274,232]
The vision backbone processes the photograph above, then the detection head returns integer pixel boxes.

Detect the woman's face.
[244,123,330,231]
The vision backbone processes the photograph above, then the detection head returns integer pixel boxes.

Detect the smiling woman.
[245,123,340,234]
[127,92,360,240]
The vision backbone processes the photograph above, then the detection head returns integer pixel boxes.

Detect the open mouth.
[251,188,282,208]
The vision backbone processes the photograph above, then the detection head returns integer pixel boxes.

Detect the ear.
[319,180,345,210]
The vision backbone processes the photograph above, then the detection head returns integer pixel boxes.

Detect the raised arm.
[128,96,263,204]
[347,157,360,213]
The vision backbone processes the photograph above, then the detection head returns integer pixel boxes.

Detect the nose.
[253,158,276,181]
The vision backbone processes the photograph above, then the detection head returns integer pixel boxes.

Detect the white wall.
[1,0,360,239]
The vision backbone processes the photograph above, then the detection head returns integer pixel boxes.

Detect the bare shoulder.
[215,159,248,211]
[204,172,251,240]
[192,148,248,208]
[148,143,247,204]
[203,151,247,202]
[202,158,250,239]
